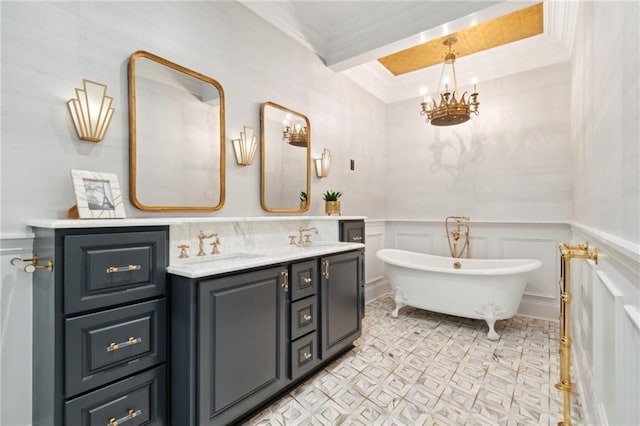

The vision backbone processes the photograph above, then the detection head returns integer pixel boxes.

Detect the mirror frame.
[128,50,226,211]
[260,101,311,213]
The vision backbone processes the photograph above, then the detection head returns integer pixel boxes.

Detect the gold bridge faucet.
[197,230,221,256]
[293,226,318,247]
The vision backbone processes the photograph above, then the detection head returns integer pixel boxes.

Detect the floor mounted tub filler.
[376,249,542,340]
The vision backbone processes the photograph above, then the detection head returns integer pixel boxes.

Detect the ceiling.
[240,0,578,103]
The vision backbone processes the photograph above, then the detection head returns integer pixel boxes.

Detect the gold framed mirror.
[128,50,225,211]
[260,102,310,213]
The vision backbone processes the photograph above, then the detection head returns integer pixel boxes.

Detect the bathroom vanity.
[27,216,364,426]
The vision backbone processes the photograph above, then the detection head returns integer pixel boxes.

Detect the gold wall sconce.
[282,113,308,147]
[67,79,115,142]
[232,126,257,166]
[314,148,331,178]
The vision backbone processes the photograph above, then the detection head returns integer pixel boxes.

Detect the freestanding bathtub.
[376,249,542,340]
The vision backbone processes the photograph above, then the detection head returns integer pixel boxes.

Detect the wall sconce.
[67,79,114,142]
[232,126,257,166]
[314,148,331,178]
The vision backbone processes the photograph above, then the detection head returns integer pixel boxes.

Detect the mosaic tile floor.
[246,295,583,425]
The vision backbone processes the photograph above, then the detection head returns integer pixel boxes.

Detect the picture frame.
[70,169,126,219]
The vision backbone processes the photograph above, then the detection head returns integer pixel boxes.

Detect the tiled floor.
[247,295,582,425]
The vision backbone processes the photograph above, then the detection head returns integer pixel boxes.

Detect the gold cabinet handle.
[302,277,312,284]
[303,352,312,360]
[302,314,312,321]
[352,236,363,241]
[280,270,289,292]
[322,260,329,279]
[107,337,142,352]
[106,264,141,274]
[108,409,141,426]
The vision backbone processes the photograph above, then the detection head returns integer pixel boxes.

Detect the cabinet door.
[340,220,365,244]
[198,267,288,425]
[320,251,362,360]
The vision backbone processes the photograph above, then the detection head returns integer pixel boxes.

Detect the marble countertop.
[167,241,364,278]
[26,216,367,229]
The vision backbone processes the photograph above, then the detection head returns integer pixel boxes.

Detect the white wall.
[0,1,387,235]
[385,62,572,221]
[569,2,640,425]
[0,2,387,425]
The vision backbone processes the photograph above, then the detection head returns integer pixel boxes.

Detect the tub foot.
[392,288,407,318]
[476,303,507,340]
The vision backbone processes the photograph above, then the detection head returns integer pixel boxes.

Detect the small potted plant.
[299,191,308,209]
[322,190,342,215]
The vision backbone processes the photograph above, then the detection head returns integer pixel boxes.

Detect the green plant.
[322,190,342,201]
[299,191,308,202]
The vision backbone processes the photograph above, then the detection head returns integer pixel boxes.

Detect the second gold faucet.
[197,230,221,256]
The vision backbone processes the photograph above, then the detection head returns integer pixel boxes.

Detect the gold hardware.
[556,242,598,425]
[107,337,142,352]
[10,255,54,273]
[289,235,297,245]
[209,235,221,255]
[352,236,363,242]
[322,260,330,279]
[178,244,190,259]
[302,277,312,284]
[106,264,141,274]
[453,261,461,269]
[108,409,141,426]
[295,227,318,247]
[445,216,470,258]
[280,270,289,292]
[303,314,312,321]
[303,352,312,360]
[197,231,218,256]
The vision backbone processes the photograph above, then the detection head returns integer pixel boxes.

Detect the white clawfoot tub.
[376,249,542,340]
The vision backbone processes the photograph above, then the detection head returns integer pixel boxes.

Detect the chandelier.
[420,38,479,126]
[282,114,308,147]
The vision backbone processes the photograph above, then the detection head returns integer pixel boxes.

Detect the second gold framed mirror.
[260,102,310,212]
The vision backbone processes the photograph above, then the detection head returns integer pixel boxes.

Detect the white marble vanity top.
[167,241,364,278]
[26,216,366,229]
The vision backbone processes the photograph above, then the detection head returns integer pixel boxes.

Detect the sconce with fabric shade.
[314,149,331,178]
[67,79,114,142]
[232,126,257,166]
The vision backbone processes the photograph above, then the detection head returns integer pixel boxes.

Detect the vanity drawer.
[289,332,319,380]
[64,230,167,314]
[289,296,317,341]
[65,299,166,397]
[65,365,166,426]
[290,260,317,301]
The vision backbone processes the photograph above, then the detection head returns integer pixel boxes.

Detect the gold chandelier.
[420,38,479,126]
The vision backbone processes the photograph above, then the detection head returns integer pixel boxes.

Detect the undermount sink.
[181,252,264,264]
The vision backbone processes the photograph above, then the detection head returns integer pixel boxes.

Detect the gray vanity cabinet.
[170,249,363,425]
[171,266,289,426]
[31,226,168,426]
[320,250,363,360]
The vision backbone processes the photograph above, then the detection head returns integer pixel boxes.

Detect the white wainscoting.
[0,233,34,426]
[373,220,570,320]
[570,223,640,426]
[363,220,388,303]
